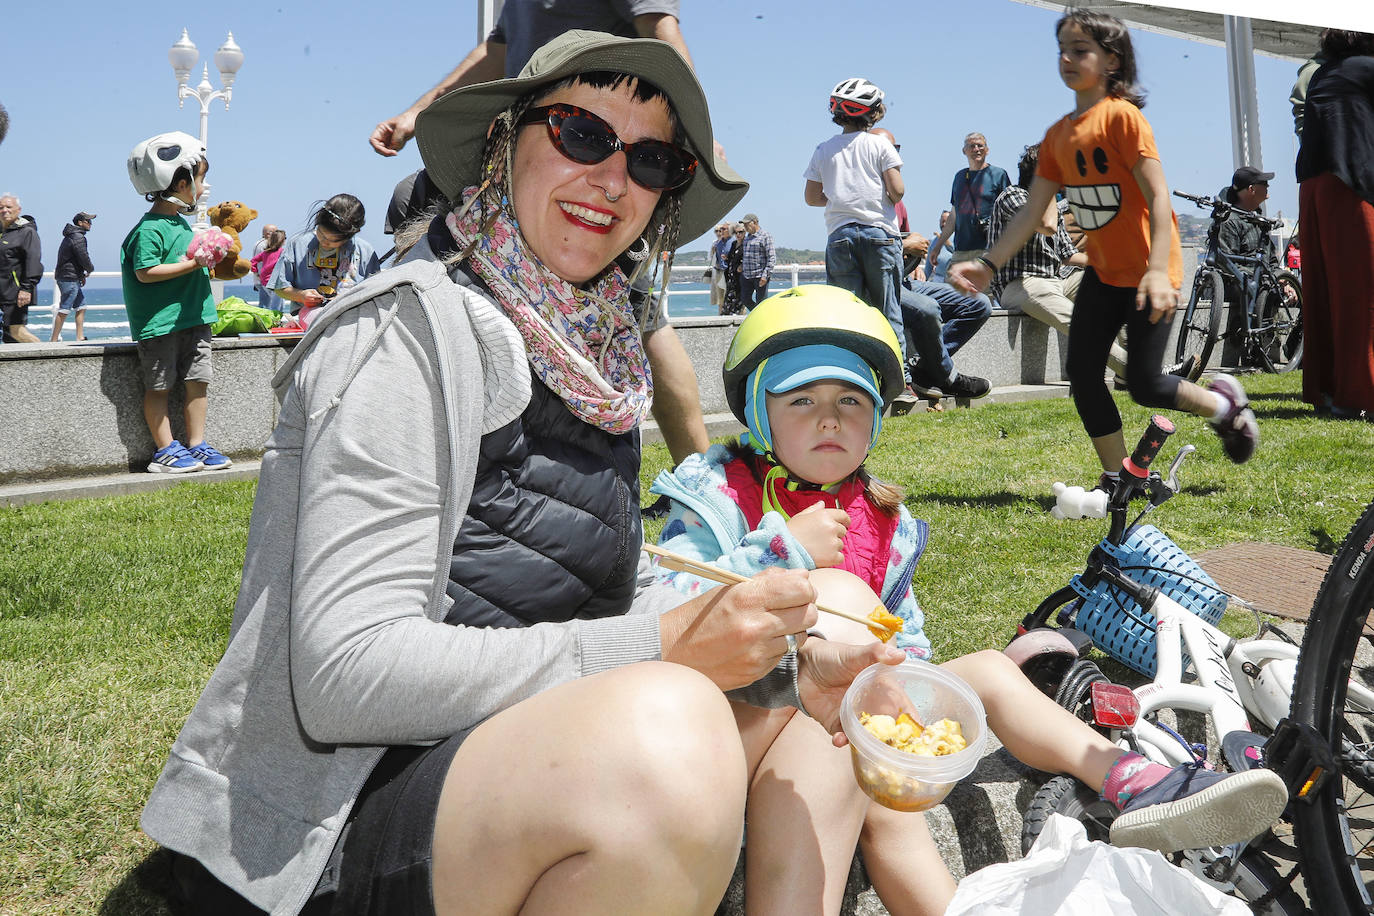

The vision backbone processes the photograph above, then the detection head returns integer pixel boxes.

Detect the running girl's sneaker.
[148,440,204,474]
[1208,373,1259,463]
[187,441,233,470]
[1109,762,1288,852]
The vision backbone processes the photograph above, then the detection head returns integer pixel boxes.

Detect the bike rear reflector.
[1090,682,1140,729]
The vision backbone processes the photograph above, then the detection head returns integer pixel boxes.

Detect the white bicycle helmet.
[829,77,885,117]
[127,131,205,196]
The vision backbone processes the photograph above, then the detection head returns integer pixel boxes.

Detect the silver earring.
[624,236,650,262]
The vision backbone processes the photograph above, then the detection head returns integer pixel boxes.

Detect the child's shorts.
[136,324,213,390]
[56,280,86,315]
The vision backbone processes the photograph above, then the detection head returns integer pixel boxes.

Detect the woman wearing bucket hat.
[142,31,911,916]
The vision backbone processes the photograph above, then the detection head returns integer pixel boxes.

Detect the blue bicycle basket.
[1070,524,1228,677]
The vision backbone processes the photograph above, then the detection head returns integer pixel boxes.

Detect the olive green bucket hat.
[415,29,748,243]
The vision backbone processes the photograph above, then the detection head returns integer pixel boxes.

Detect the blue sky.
[0,1,1315,275]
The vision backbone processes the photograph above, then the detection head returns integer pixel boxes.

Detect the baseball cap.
[1231,166,1274,189]
[73,212,97,222]
[743,213,759,223]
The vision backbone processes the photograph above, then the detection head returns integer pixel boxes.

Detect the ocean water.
[24,280,750,341]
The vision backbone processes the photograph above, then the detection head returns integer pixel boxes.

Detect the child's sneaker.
[187,441,233,470]
[1109,762,1288,852]
[148,440,203,474]
[1208,373,1258,463]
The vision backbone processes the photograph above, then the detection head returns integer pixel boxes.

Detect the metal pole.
[479,0,503,43]
[1224,16,1263,180]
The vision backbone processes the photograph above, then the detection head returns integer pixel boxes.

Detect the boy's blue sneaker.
[1108,762,1288,852]
[148,440,204,474]
[187,442,233,470]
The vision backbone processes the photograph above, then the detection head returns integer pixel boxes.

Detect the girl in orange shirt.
[951,9,1258,484]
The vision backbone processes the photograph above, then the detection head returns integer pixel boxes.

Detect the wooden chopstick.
[642,542,901,635]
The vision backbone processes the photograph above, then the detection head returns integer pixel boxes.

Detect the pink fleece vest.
[722,456,897,595]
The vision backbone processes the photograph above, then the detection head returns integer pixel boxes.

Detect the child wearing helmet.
[648,285,1288,914]
[804,78,908,388]
[119,131,233,473]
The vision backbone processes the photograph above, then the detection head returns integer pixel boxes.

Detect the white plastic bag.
[944,814,1249,915]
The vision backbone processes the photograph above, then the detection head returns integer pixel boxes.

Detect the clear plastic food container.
[840,659,988,811]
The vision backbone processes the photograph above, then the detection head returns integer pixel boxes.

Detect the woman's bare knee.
[431,663,745,914]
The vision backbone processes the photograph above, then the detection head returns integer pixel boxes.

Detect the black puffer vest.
[432,219,644,629]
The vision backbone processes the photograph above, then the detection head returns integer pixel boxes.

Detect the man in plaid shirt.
[739,213,775,310]
[989,143,1126,379]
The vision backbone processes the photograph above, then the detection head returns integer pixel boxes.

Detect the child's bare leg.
[940,650,1121,788]
[859,804,957,916]
[184,379,208,447]
[734,702,868,915]
[1172,378,1224,417]
[807,569,957,916]
[1090,430,1128,474]
[143,389,174,449]
[74,309,85,340]
[49,313,65,342]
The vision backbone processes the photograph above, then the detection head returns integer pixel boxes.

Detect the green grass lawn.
[3,372,1371,914]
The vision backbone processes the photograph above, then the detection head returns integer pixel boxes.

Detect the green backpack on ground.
[212,297,282,337]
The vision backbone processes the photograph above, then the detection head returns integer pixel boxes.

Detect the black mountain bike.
[1278,499,1374,913]
[1173,190,1303,375]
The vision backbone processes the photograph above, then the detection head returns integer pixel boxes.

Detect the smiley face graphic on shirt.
[1063,145,1120,230]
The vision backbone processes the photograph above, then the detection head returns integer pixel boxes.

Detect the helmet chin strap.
[160,189,197,215]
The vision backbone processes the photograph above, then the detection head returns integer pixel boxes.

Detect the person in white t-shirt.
[803,77,906,364]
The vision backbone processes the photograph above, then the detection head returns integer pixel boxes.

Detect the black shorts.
[172,730,470,916]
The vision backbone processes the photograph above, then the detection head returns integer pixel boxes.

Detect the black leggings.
[1066,268,1183,439]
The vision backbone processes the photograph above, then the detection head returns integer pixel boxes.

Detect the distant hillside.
[674,246,825,267]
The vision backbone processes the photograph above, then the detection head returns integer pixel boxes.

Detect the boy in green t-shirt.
[120,131,233,473]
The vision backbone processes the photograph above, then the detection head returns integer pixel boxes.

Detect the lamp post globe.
[166,30,243,231]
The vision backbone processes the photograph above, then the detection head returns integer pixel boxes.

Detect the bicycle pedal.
[1265,717,1337,803]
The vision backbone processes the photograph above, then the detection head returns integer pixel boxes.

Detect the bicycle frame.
[1125,592,1299,767]
[1183,192,1297,357]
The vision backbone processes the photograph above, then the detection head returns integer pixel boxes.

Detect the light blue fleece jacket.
[650,445,934,659]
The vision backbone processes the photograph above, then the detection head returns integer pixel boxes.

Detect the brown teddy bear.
[205,200,258,280]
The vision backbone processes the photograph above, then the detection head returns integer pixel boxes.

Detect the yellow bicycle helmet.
[722,285,904,454]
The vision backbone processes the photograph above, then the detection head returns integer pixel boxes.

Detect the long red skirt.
[1299,172,1374,413]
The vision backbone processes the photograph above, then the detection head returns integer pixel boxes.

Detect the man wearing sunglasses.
[738,214,776,311]
[1216,165,1281,369]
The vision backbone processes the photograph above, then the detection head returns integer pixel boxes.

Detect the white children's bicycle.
[1005,417,1360,914]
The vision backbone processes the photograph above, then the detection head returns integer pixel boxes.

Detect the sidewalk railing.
[660,262,824,317]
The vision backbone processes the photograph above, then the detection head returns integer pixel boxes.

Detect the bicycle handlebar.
[1173,190,1283,232]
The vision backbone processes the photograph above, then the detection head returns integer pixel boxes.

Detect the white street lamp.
[168,29,243,230]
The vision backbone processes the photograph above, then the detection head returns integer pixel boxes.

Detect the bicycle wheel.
[1290,499,1374,913]
[1175,268,1223,370]
[1253,270,1304,374]
[1021,775,1306,914]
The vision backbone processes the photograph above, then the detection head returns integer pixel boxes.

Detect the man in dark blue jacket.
[0,194,43,343]
[51,212,96,341]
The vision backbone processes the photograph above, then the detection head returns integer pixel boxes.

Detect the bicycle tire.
[1290,498,1374,914]
[1021,775,1306,914]
[1176,268,1223,370]
[1253,270,1304,374]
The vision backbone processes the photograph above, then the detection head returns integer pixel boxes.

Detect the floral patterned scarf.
[447,186,651,435]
